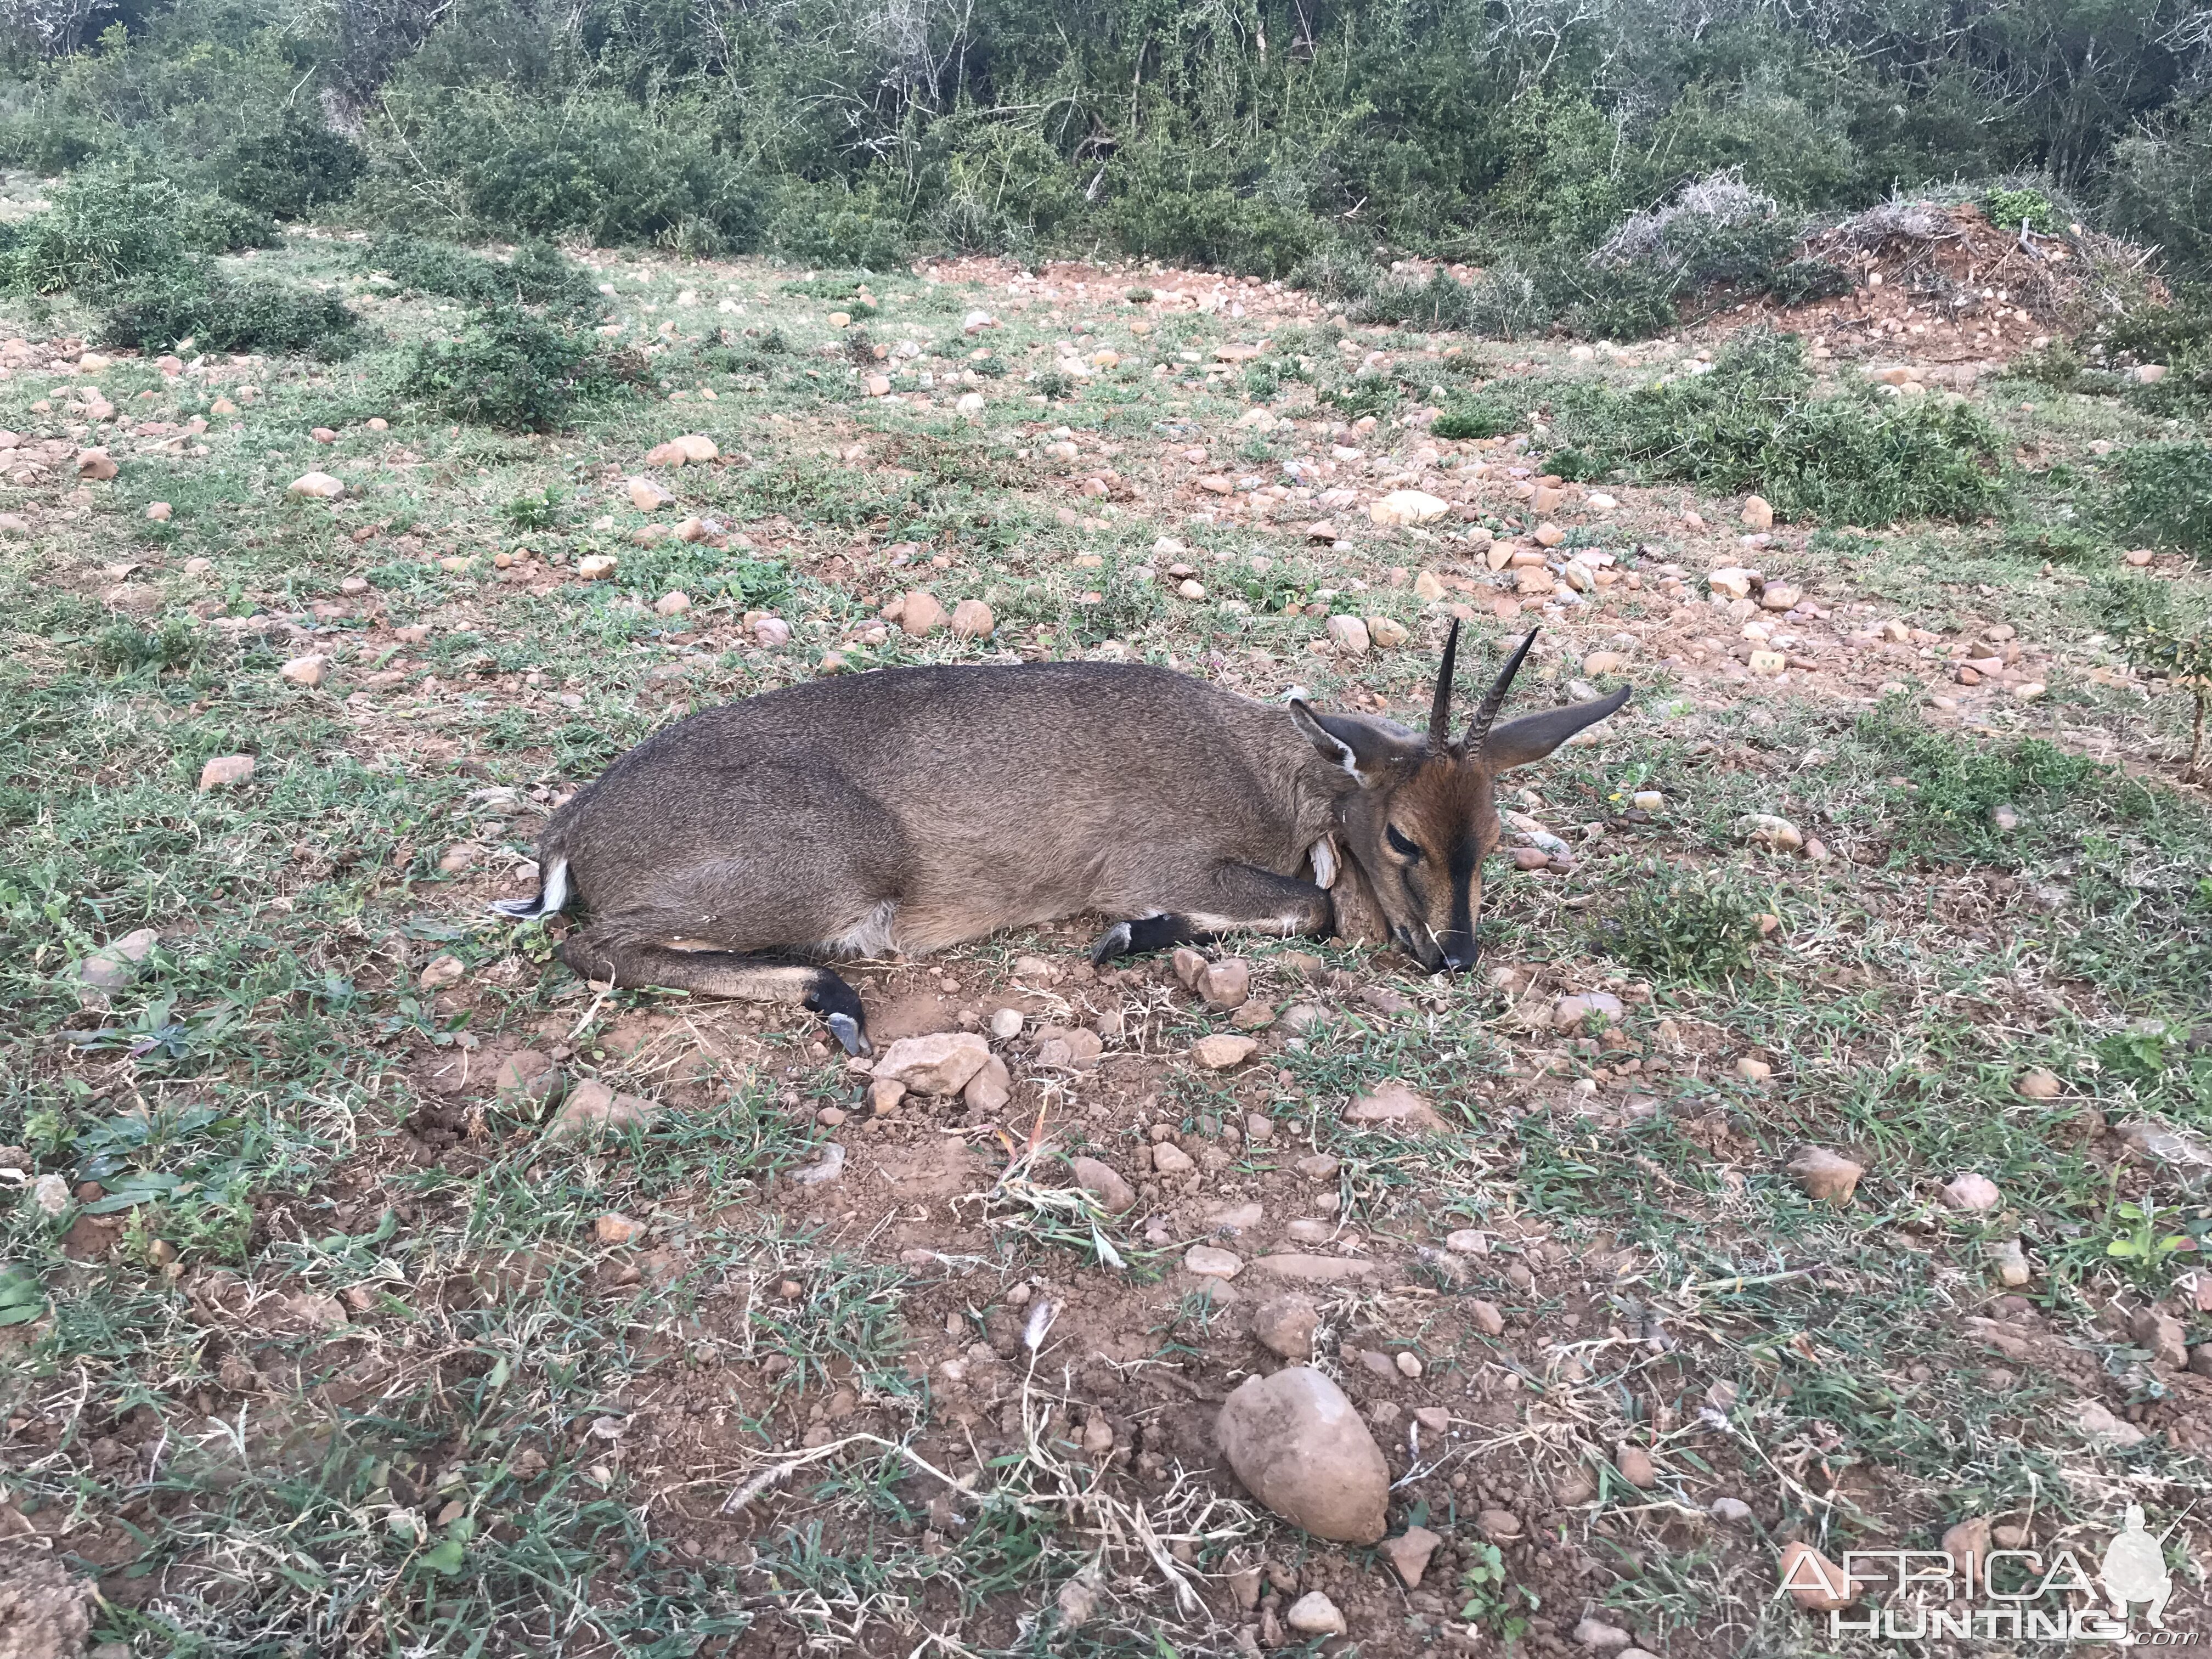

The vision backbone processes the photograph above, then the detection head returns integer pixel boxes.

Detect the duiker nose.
[1439,935,1480,973]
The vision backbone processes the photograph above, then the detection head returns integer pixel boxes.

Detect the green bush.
[221,111,365,219]
[1430,391,1528,440]
[1351,268,1481,330]
[0,169,278,295]
[1983,186,2057,234]
[93,617,201,675]
[397,306,603,432]
[366,235,605,319]
[1543,328,2006,523]
[99,263,361,357]
[180,194,281,255]
[1601,866,1767,983]
[769,178,911,270]
[2113,442,2212,560]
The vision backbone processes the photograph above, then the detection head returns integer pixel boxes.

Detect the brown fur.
[499,640,1628,1051]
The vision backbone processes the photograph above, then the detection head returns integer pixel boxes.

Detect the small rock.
[1736,813,1803,853]
[1735,1056,1773,1082]
[1707,566,1757,601]
[654,590,691,617]
[1199,958,1251,1009]
[2118,1118,2212,1188]
[1250,1292,1320,1360]
[1192,1033,1259,1070]
[279,654,329,689]
[418,953,464,989]
[1993,1237,2032,1287]
[628,476,672,511]
[32,1171,71,1216]
[77,447,117,480]
[1942,1172,2002,1212]
[1476,1508,1522,1542]
[493,1050,563,1112]
[546,1080,661,1141]
[1759,582,1802,611]
[873,1032,992,1096]
[289,471,345,499]
[1217,1367,1389,1543]
[578,554,618,580]
[988,1006,1024,1040]
[595,1212,644,1245]
[2015,1068,2062,1100]
[900,590,946,636]
[1444,1229,1488,1255]
[1748,649,1786,677]
[1370,489,1450,526]
[198,754,256,791]
[1787,1146,1864,1205]
[1631,789,1662,810]
[1413,569,1446,602]
[1741,495,1774,530]
[1615,1443,1656,1488]
[2075,1400,2148,1447]
[1151,1142,1196,1176]
[2131,1305,2190,1369]
[1369,616,1409,648]
[1469,1299,1505,1336]
[1344,1082,1449,1133]
[1284,1592,1347,1638]
[145,500,172,522]
[1185,1245,1244,1279]
[867,1077,907,1116]
[962,1054,1012,1114]
[950,598,994,638]
[1551,991,1624,1033]
[1070,1155,1135,1212]
[1395,1350,1423,1378]
[1711,1497,1753,1525]
[1779,1541,1853,1612]
[1989,803,2023,832]
[76,927,159,996]
[1574,1617,1633,1651]
[753,617,792,647]
[1383,1526,1442,1588]
[1325,614,1372,656]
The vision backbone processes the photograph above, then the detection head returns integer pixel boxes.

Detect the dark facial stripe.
[1447,829,1479,943]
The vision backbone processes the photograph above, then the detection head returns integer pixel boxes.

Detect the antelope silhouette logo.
[2100,1505,2173,1630]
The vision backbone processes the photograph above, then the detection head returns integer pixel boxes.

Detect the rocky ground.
[2,228,2210,1657]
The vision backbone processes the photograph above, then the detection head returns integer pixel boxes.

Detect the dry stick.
[718,1432,969,1516]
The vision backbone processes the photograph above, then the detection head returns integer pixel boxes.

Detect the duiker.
[494,622,1626,1053]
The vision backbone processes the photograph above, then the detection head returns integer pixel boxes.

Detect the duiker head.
[1291,622,1628,972]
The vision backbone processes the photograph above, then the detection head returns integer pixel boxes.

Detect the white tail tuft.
[489,856,569,921]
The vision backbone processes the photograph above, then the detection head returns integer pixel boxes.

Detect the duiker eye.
[1385,825,1422,860]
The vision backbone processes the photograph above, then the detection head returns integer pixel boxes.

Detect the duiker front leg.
[560,930,872,1056]
[1090,861,1332,963]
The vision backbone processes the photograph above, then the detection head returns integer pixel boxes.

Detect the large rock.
[872,1032,991,1096]
[1216,1367,1389,1543]
[289,471,345,499]
[76,927,158,1001]
[546,1080,660,1141]
[1370,489,1450,527]
[1787,1146,1863,1205]
[1343,1082,1449,1133]
[1069,1156,1135,1213]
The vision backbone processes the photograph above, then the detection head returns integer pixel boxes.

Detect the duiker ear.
[1289,702,1424,788]
[1482,686,1633,770]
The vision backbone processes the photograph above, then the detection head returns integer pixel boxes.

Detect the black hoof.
[805,973,871,1056]
[1087,921,1133,964]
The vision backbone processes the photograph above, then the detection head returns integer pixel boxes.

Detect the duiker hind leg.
[1089,861,1331,963]
[560,930,872,1055]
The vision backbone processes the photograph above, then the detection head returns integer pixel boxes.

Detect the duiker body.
[496,624,1626,1053]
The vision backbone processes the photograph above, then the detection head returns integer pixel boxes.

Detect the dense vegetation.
[2,0,2210,283]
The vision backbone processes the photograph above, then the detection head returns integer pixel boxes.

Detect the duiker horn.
[1465,628,1539,754]
[1426,617,1462,750]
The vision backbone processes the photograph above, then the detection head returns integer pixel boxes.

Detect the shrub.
[2107,579,2212,780]
[398,307,602,432]
[1564,169,1808,338]
[1543,328,2005,523]
[768,178,910,270]
[1601,866,1767,983]
[93,617,201,674]
[0,169,280,295]
[1767,257,1853,306]
[99,264,362,357]
[366,235,604,319]
[179,195,281,255]
[1351,267,1480,330]
[2113,442,2212,559]
[1430,392,1528,441]
[221,111,366,219]
[1983,185,2057,235]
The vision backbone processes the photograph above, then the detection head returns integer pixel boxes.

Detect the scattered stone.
[1787,1146,1864,1204]
[1707,567,1757,601]
[1192,1033,1259,1069]
[493,1050,563,1112]
[76,928,159,998]
[1575,1617,1634,1651]
[1942,1172,2002,1212]
[289,470,345,499]
[1383,1526,1443,1588]
[1248,1254,1379,1283]
[1444,1229,1489,1255]
[1748,649,1786,676]
[1250,1292,1320,1360]
[1741,495,1774,530]
[1711,1497,1753,1525]
[753,616,792,647]
[1369,616,1409,648]
[2016,1068,2062,1101]
[789,1142,846,1187]
[1199,958,1251,1009]
[2118,1118,2212,1188]
[1151,1141,1196,1176]
[145,500,172,522]
[1216,1367,1389,1543]
[867,1077,907,1116]
[1476,1508,1522,1542]
[1550,991,1624,1033]
[899,590,946,636]
[1344,1082,1449,1133]
[1759,582,1802,611]
[1185,1245,1244,1279]
[2131,1305,2190,1369]
[1615,1443,1656,1488]
[32,1171,71,1216]
[1284,1593,1347,1638]
[546,1080,661,1141]
[654,590,690,617]
[2075,1400,2148,1448]
[76,447,117,480]
[1413,569,1445,602]
[1469,1299,1505,1336]
[628,476,672,511]
[950,598,995,638]
[578,554,618,580]
[962,1054,1013,1114]
[988,1006,1024,1040]
[1070,1155,1135,1212]
[873,1032,991,1096]
[198,754,256,791]
[279,654,329,689]
[1735,1056,1773,1083]
[1993,1238,2032,1287]
[1325,613,1371,655]
[1736,813,1804,853]
[1989,803,2023,832]
[595,1212,644,1245]
[1779,1541,1853,1612]
[418,953,464,989]
[1369,489,1449,526]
